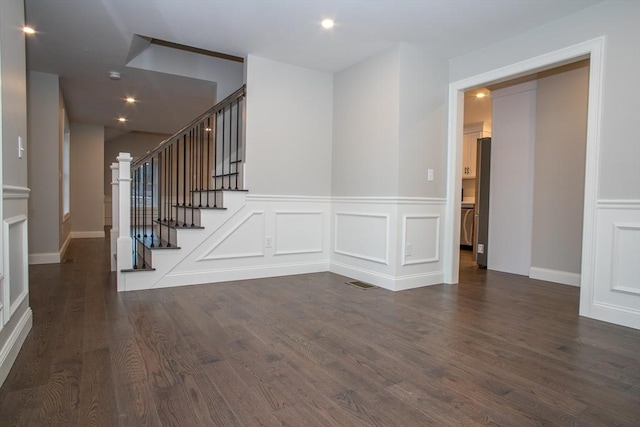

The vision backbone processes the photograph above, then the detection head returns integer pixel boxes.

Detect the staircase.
[111,86,249,291]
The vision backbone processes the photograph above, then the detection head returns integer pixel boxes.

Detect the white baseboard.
[0,308,33,387]
[529,266,580,287]
[71,231,105,239]
[29,233,73,265]
[29,252,60,265]
[330,261,443,291]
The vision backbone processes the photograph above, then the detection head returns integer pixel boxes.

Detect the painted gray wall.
[488,81,537,276]
[332,46,400,197]
[27,71,61,255]
[70,122,104,233]
[450,0,640,200]
[103,131,169,196]
[0,0,27,188]
[398,43,449,198]
[532,64,589,275]
[0,0,31,387]
[245,55,333,196]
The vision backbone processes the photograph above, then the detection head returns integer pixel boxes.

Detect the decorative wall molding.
[0,307,32,387]
[2,185,30,200]
[402,214,440,266]
[332,196,446,205]
[597,199,640,210]
[3,215,28,325]
[334,212,389,265]
[610,223,640,295]
[246,194,331,203]
[529,267,581,287]
[274,211,324,256]
[199,211,265,261]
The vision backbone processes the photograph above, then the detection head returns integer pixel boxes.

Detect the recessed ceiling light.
[476,92,486,99]
[118,117,127,123]
[109,71,121,81]
[23,26,36,35]
[126,97,136,104]
[205,127,212,132]
[321,19,334,29]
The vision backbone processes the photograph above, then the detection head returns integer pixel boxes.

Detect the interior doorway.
[443,37,605,322]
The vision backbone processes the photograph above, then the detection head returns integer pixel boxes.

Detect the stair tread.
[134,234,181,250]
[212,172,239,178]
[191,188,248,193]
[172,204,227,210]
[153,219,205,229]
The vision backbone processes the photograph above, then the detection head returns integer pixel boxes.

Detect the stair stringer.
[152,196,332,289]
[119,191,248,291]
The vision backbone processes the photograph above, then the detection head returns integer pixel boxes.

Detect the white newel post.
[110,162,119,271]
[116,152,133,291]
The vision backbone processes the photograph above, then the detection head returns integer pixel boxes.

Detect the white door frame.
[442,37,605,319]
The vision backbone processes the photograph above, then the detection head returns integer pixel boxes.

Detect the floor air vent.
[346,280,377,290]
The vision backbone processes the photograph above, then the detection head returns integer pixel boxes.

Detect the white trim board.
[2,185,30,200]
[0,308,32,387]
[29,232,72,265]
[529,267,580,287]
[443,37,606,324]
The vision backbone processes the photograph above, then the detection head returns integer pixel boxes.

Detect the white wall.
[488,81,537,276]
[27,71,62,259]
[244,55,333,196]
[70,122,104,237]
[531,63,588,280]
[0,0,33,387]
[332,46,400,197]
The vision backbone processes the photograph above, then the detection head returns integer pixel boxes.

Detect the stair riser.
[174,206,201,226]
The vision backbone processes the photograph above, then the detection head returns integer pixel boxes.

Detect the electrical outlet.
[18,136,25,159]
[265,236,273,248]
[477,244,484,254]
[405,243,412,256]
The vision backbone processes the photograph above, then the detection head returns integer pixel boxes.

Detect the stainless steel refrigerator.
[474,137,491,267]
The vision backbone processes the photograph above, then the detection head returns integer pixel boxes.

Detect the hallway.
[0,238,638,426]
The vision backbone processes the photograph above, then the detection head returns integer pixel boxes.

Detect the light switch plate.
[427,169,434,181]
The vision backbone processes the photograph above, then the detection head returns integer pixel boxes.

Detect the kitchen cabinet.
[462,131,480,179]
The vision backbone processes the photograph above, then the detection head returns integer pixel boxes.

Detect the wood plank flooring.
[1,241,638,426]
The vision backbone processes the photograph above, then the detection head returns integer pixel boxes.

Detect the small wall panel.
[3,215,28,324]
[611,223,640,295]
[200,211,265,261]
[275,211,323,256]
[335,212,388,264]
[402,215,440,266]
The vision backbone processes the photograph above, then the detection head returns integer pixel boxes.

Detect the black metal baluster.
[206,117,211,207]
[182,134,186,218]
[199,122,204,207]
[150,157,155,247]
[190,128,195,227]
[133,168,138,269]
[143,162,147,239]
[235,99,240,190]
[158,152,163,247]
[222,107,226,189]
[167,145,173,247]
[213,113,218,206]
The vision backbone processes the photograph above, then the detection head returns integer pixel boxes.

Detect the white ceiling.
[24,0,602,137]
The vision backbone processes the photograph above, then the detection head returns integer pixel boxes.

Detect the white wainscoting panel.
[610,223,640,295]
[275,211,324,256]
[402,215,440,266]
[585,201,640,329]
[334,212,389,264]
[200,211,265,260]
[3,215,28,325]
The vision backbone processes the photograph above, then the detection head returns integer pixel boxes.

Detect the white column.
[110,162,119,271]
[116,152,132,290]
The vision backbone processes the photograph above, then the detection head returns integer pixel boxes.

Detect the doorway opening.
[443,37,605,322]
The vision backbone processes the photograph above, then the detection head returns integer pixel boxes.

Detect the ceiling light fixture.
[126,97,136,103]
[321,19,335,29]
[22,26,36,35]
[118,117,127,123]
[476,92,486,99]
[109,71,121,81]
[205,127,212,132]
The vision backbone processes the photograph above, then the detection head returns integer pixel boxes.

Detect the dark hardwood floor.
[1,240,638,426]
